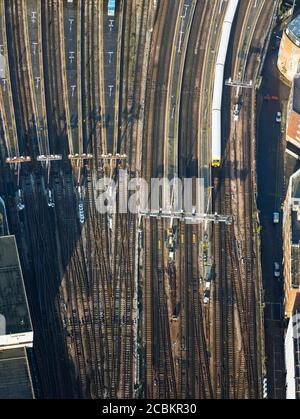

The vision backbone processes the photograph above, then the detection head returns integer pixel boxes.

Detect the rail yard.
[0,0,292,400]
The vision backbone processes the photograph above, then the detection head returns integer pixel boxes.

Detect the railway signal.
[68,153,93,161]
[99,153,127,161]
[225,77,253,88]
[225,77,253,98]
[6,156,31,164]
[37,154,62,162]
[68,153,93,184]
[139,208,232,225]
[6,156,31,187]
[37,154,62,185]
[99,154,127,177]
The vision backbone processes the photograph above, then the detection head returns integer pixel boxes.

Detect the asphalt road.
[257,45,299,399]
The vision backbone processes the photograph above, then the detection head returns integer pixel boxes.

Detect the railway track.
[141,0,180,398]
[175,0,223,399]
[0,0,19,159]
[5,0,36,157]
[0,0,276,400]
[43,0,68,155]
[82,0,102,159]
[212,0,272,399]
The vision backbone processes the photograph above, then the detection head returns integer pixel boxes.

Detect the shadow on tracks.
[0,160,83,398]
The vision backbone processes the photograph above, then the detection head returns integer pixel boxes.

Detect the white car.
[273,212,279,224]
[276,112,281,123]
[274,262,280,278]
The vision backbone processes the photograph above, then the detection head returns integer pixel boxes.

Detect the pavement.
[256,43,299,398]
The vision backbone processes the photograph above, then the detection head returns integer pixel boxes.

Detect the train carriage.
[108,0,115,16]
[211,0,239,168]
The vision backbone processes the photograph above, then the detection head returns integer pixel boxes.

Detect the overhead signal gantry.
[68,153,93,185]
[99,153,127,177]
[6,155,31,185]
[37,154,62,184]
[6,156,31,210]
[139,208,232,225]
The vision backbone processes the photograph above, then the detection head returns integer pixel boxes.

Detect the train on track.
[211,0,239,168]
[108,0,116,16]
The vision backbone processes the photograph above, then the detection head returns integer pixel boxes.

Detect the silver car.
[274,262,280,278]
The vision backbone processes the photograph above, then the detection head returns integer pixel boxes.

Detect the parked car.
[274,262,280,278]
[273,212,280,224]
[276,111,282,123]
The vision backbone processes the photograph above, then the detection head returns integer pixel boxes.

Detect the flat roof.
[294,75,300,114]
[0,347,34,398]
[291,244,300,288]
[287,15,300,45]
[0,236,32,339]
[292,211,300,244]
[292,171,300,198]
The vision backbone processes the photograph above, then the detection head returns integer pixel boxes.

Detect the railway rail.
[0,0,276,400]
[213,0,272,399]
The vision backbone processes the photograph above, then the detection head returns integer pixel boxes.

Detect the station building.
[278,15,300,83]
[0,235,37,398]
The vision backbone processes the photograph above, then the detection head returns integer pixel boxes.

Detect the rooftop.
[291,244,300,288]
[290,172,300,246]
[0,236,32,341]
[0,347,34,399]
[294,75,300,114]
[287,14,300,46]
[285,312,300,399]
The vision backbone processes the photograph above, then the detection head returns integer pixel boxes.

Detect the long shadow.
[0,1,83,398]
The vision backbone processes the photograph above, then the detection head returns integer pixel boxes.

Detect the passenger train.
[211,0,239,168]
[108,0,116,16]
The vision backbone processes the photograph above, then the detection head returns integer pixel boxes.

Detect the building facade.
[283,169,300,318]
[286,74,300,148]
[285,311,300,399]
[278,15,300,83]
